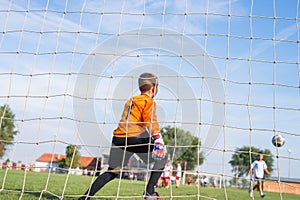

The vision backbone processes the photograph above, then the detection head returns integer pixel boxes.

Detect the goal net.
[0,0,299,199]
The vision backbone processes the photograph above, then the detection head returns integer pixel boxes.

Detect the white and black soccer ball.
[272,134,285,147]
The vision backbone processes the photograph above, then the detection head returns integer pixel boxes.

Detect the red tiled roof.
[78,155,95,167]
[36,153,66,163]
[36,153,96,167]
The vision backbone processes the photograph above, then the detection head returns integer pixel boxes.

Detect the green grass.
[0,170,298,199]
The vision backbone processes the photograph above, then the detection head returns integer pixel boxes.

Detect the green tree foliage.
[241,177,248,188]
[228,146,273,178]
[161,126,204,170]
[59,145,81,168]
[0,104,18,157]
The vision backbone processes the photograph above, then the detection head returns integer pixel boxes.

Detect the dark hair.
[138,72,158,93]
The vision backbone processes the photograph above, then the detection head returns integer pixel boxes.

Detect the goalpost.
[0,0,299,199]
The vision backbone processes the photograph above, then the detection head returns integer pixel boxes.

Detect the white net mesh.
[0,0,299,199]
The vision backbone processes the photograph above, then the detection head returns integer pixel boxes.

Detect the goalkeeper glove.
[152,133,166,160]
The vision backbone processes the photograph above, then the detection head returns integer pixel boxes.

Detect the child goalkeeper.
[79,72,167,200]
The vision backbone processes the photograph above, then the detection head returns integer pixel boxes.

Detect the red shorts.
[176,176,181,181]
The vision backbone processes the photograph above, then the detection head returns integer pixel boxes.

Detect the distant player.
[187,177,193,186]
[247,153,271,198]
[202,176,208,187]
[163,160,173,188]
[175,162,182,188]
[79,73,167,200]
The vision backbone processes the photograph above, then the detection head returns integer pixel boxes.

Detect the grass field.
[0,170,298,200]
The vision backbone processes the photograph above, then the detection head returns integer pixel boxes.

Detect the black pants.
[80,132,167,199]
[109,131,165,168]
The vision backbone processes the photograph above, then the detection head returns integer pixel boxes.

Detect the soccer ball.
[272,134,285,147]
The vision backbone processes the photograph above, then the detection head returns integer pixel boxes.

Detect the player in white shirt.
[163,160,173,188]
[247,154,271,198]
[175,162,182,188]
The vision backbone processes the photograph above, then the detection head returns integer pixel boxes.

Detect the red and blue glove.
[152,133,166,160]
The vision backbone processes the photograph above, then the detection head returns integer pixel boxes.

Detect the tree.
[228,146,273,179]
[59,145,81,168]
[0,104,18,157]
[161,126,204,170]
[241,177,248,189]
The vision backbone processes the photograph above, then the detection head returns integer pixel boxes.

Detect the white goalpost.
[0,0,299,199]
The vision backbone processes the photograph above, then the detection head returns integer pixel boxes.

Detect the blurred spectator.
[187,177,193,186]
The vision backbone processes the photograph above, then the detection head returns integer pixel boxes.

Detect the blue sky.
[0,0,299,183]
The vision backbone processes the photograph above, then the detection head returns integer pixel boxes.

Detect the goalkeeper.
[79,72,167,200]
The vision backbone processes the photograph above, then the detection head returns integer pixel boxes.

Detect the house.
[34,153,103,174]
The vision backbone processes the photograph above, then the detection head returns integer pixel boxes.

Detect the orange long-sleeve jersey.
[113,94,160,138]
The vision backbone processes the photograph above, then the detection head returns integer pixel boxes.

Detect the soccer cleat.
[248,189,253,197]
[144,192,162,200]
[260,194,265,198]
